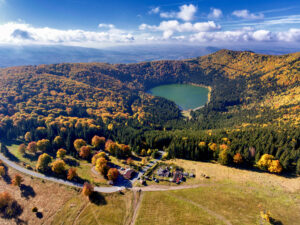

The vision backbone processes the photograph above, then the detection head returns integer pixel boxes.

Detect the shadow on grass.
[0,200,23,220]
[270,217,283,225]
[20,184,36,199]
[23,153,39,162]
[36,212,43,219]
[15,218,28,225]
[89,192,107,206]
[2,174,12,184]
[65,158,80,167]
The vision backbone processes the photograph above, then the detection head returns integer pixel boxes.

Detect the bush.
[32,207,38,213]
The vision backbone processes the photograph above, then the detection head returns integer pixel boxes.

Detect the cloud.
[98,23,115,29]
[11,29,34,40]
[189,28,300,43]
[0,22,135,47]
[160,4,197,21]
[177,4,197,21]
[149,7,160,14]
[140,20,221,39]
[1,20,300,48]
[208,8,223,19]
[232,9,264,20]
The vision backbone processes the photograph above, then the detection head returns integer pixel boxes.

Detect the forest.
[0,49,299,175]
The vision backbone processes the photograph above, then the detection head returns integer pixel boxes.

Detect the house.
[123,169,135,179]
[189,173,195,178]
[140,179,146,185]
[172,170,183,184]
[157,167,170,177]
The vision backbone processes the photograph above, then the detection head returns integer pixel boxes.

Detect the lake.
[148,84,209,111]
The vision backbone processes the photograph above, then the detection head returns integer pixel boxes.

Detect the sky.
[0,0,300,49]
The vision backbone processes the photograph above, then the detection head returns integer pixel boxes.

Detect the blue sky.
[0,0,300,48]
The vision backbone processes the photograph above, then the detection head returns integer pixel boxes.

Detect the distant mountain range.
[0,44,299,68]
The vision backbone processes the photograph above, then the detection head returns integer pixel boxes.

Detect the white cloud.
[252,30,273,41]
[177,4,197,21]
[160,4,197,21]
[149,7,160,14]
[98,23,115,29]
[139,20,221,39]
[1,20,300,48]
[189,28,300,43]
[0,22,135,47]
[232,9,264,20]
[278,28,300,42]
[208,8,223,19]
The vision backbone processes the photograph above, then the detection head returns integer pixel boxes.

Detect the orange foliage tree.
[27,141,37,154]
[82,182,94,197]
[233,153,243,164]
[91,135,105,149]
[67,168,77,180]
[79,146,91,159]
[12,174,23,187]
[107,168,119,181]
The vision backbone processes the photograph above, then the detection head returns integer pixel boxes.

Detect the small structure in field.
[157,167,171,177]
[108,180,114,185]
[140,179,146,185]
[123,169,135,179]
[172,170,184,184]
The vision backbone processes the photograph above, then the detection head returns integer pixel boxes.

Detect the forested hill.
[0,49,299,126]
[0,49,299,174]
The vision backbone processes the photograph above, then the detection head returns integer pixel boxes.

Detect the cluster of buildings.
[156,166,195,184]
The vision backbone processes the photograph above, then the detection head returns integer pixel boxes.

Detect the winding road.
[0,152,123,193]
[0,150,204,194]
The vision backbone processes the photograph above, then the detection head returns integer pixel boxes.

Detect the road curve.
[0,153,124,193]
[0,151,205,194]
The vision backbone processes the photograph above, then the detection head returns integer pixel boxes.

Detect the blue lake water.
[148,84,209,110]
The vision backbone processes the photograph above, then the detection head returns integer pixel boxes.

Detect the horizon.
[0,0,299,50]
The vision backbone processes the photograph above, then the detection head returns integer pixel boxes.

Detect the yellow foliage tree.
[268,160,283,173]
[56,148,67,159]
[257,154,282,173]
[51,160,66,174]
[92,152,106,165]
[208,143,217,151]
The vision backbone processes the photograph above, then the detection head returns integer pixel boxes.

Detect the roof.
[123,169,135,179]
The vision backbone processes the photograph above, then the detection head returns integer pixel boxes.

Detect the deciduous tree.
[18,144,26,155]
[27,141,37,154]
[67,168,77,180]
[233,153,243,164]
[91,135,105,149]
[79,146,91,159]
[95,157,109,175]
[51,160,66,174]
[74,139,86,152]
[107,168,119,181]
[82,182,93,197]
[12,174,23,187]
[36,153,52,172]
[24,132,32,142]
[56,148,67,159]
[0,166,5,177]
[37,139,51,152]
[91,152,106,165]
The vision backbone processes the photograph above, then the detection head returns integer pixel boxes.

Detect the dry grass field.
[0,166,76,225]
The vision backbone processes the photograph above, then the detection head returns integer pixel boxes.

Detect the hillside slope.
[0,49,299,174]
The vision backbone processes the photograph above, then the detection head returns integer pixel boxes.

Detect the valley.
[0,49,299,224]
